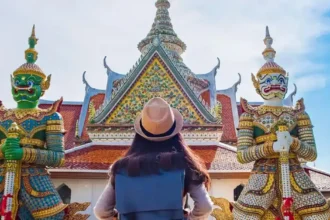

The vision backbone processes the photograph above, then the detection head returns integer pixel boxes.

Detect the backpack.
[115,169,186,220]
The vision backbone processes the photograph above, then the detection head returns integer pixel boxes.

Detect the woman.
[94,97,213,220]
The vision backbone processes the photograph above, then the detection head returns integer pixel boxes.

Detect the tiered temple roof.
[36,0,330,192]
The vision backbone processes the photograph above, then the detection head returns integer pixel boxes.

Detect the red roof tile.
[64,145,219,170]
[39,103,82,150]
[217,94,236,142]
[200,90,211,107]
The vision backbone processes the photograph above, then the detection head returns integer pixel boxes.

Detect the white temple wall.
[53,178,248,220]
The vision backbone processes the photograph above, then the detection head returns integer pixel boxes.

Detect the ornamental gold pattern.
[233,98,330,219]
[20,138,45,148]
[64,202,91,220]
[106,58,205,125]
[255,133,277,144]
[0,101,68,218]
[32,203,68,219]
[22,176,54,197]
[0,99,62,124]
[210,197,233,220]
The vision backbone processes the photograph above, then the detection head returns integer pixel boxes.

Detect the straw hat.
[134,97,183,142]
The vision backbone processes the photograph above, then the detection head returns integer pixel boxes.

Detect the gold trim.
[47,120,63,125]
[22,148,37,163]
[264,141,275,156]
[20,138,45,148]
[256,68,286,78]
[297,119,311,127]
[256,133,277,144]
[265,153,297,159]
[46,125,64,132]
[234,202,264,216]
[30,125,46,137]
[291,138,301,152]
[297,203,330,216]
[13,69,45,80]
[262,174,274,193]
[290,173,302,193]
[239,121,253,128]
[33,203,68,219]
[22,176,54,197]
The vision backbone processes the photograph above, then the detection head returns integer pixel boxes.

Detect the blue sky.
[0,0,329,171]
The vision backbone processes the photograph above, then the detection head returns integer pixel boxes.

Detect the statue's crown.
[13,25,46,80]
[256,26,287,78]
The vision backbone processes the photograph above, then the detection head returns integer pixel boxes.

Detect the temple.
[37,0,330,218]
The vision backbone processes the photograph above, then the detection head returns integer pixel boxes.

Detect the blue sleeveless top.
[115,169,186,220]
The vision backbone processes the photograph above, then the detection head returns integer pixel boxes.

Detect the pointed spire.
[138,0,186,55]
[256,26,286,78]
[262,26,276,62]
[25,25,39,63]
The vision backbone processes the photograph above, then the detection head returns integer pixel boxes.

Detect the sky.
[0,0,329,171]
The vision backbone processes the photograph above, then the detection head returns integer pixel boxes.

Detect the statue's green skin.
[1,74,44,161]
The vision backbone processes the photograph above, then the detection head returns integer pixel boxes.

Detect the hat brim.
[134,108,183,142]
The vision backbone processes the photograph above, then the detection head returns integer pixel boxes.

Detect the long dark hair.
[109,133,211,191]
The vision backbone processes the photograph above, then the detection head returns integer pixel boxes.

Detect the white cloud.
[0,0,329,107]
[295,75,327,93]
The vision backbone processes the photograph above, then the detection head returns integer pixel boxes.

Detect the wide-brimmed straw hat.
[134,97,183,142]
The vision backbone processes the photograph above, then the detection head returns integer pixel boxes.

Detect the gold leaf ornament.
[210,196,233,220]
[41,74,52,91]
[251,73,260,94]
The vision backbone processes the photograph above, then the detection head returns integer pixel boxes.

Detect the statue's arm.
[291,111,317,161]
[237,112,275,164]
[22,113,65,167]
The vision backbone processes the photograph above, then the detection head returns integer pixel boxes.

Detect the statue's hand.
[1,138,20,155]
[3,138,23,160]
[273,131,291,153]
[277,131,293,148]
[5,148,23,160]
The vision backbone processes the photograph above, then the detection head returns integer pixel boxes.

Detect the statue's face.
[11,74,43,105]
[259,73,288,100]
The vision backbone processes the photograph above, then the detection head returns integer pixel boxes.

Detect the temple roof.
[92,45,218,125]
[56,141,330,192]
[138,0,186,55]
[63,143,252,171]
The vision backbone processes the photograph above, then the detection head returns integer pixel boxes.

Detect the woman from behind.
[94,97,213,220]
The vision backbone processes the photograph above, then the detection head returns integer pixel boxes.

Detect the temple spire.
[256,26,286,78]
[262,26,276,62]
[25,25,39,64]
[138,0,186,55]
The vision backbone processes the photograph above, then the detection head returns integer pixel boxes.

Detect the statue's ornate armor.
[0,100,67,219]
[233,98,330,219]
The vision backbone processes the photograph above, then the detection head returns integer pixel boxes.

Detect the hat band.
[140,120,176,138]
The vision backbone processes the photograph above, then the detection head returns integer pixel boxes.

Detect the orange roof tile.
[200,90,211,107]
[217,94,237,142]
[39,103,82,149]
[64,146,218,170]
